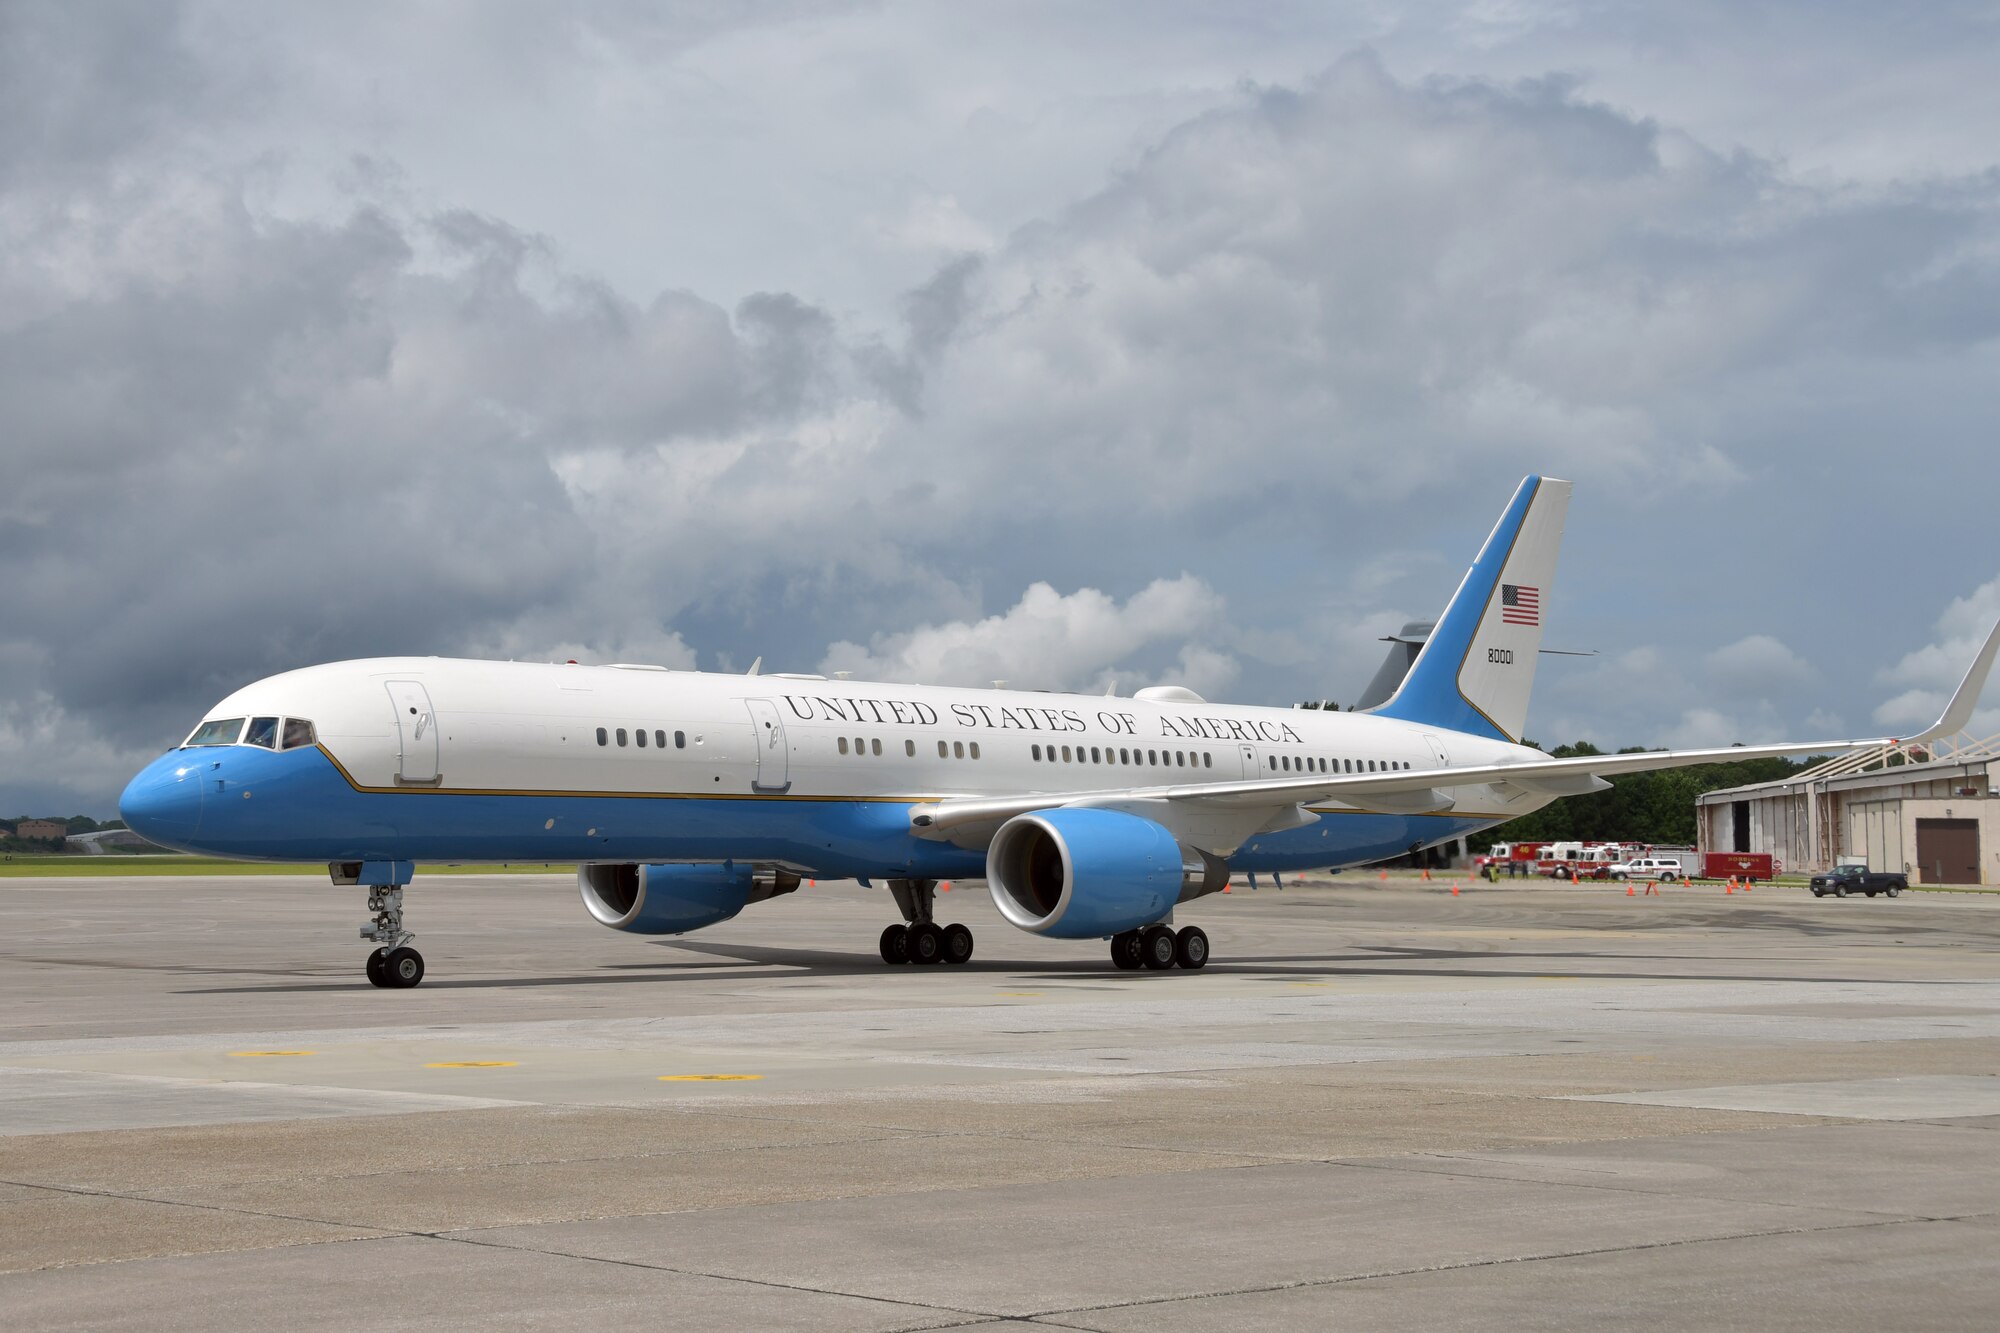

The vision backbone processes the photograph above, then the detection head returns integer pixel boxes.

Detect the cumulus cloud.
[818,576,1234,693]
[1705,634,1815,698]
[1873,573,2000,738]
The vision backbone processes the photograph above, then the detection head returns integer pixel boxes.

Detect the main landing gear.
[1110,924,1208,971]
[334,861,425,988]
[879,878,974,966]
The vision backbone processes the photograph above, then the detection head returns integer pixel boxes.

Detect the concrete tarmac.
[2,871,1997,1329]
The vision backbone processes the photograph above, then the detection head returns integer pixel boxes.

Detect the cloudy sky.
[4,0,1998,817]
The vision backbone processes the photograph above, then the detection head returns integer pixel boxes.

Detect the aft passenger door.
[744,698,791,794]
[385,680,440,785]
[1421,733,1450,769]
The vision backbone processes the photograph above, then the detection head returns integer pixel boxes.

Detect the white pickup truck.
[1609,856,1688,882]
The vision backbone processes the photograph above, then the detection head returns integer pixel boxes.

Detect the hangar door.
[1915,818,1979,886]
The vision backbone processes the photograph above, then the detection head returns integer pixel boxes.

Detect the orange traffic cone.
[1725,879,1735,894]
[1571,870,1579,885]
[1626,881,1635,896]
[1423,867,1432,881]
[1222,883,1231,893]
[1380,869,1389,881]
[939,881,951,892]
[1450,882,1460,896]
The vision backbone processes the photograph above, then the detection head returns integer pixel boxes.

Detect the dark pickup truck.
[1809,864,1907,898]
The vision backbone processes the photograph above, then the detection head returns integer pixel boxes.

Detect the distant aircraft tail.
[1370,475,1572,743]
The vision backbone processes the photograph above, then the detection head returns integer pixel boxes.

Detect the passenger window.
[854,736,865,754]
[1175,751,1185,767]
[905,740,915,756]
[1032,744,1042,761]
[872,738,882,756]
[636,728,647,748]
[939,741,949,758]
[1117,748,1127,764]
[1204,752,1212,768]
[953,741,965,758]
[1269,756,1277,771]
[1091,747,1102,763]
[616,728,628,747]
[675,730,686,749]
[244,717,278,749]
[596,727,608,747]
[838,737,849,755]
[281,719,316,749]
[1062,745,1073,761]
[655,730,666,748]
[969,742,980,759]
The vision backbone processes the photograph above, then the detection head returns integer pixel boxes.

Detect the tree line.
[1467,743,1822,850]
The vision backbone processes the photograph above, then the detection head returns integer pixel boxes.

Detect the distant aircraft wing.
[911,615,2000,854]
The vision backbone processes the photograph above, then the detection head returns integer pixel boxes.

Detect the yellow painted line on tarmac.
[658,1074,763,1082]
[230,1050,315,1057]
[425,1061,519,1068]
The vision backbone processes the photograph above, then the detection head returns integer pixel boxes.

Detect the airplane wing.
[912,614,2000,852]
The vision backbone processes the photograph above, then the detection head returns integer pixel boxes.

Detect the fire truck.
[1474,841,1547,879]
[1536,841,1631,879]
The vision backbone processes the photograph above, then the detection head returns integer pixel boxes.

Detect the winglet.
[1912,615,2000,742]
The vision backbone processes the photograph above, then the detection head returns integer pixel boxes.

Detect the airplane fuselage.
[121,657,1549,875]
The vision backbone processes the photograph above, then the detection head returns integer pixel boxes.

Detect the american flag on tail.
[1500,584,1540,626]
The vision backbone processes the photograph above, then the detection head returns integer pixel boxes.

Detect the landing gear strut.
[334,861,425,989]
[880,878,974,966]
[1110,924,1208,971]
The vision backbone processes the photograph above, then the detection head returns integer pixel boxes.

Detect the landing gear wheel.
[1174,926,1209,970]
[383,946,425,989]
[1110,931,1143,970]
[907,922,944,965]
[365,948,391,988]
[1141,925,1177,971]
[941,923,974,965]
[879,923,910,965]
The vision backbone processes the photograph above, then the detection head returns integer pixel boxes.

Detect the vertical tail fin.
[1370,475,1571,742]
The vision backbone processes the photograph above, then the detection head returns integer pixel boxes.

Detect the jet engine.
[986,807,1226,939]
[579,862,800,935]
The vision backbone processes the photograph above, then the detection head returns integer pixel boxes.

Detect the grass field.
[0,856,566,878]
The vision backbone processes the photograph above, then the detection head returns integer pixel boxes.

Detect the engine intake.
[986,807,1225,939]
[579,862,800,935]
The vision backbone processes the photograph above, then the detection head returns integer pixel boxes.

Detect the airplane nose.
[119,753,206,852]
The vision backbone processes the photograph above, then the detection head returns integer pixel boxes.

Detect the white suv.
[1610,857,1686,882]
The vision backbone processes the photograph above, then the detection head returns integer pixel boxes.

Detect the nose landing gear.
[333,861,425,989]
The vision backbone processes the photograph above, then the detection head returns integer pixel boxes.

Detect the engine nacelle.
[986,807,1224,939]
[579,862,800,935]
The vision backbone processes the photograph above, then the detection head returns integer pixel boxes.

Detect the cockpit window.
[185,718,245,747]
[245,717,279,749]
[282,719,317,749]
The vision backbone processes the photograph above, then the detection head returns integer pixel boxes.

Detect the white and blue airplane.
[119,477,2000,987]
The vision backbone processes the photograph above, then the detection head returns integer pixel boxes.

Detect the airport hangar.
[1697,732,2000,886]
